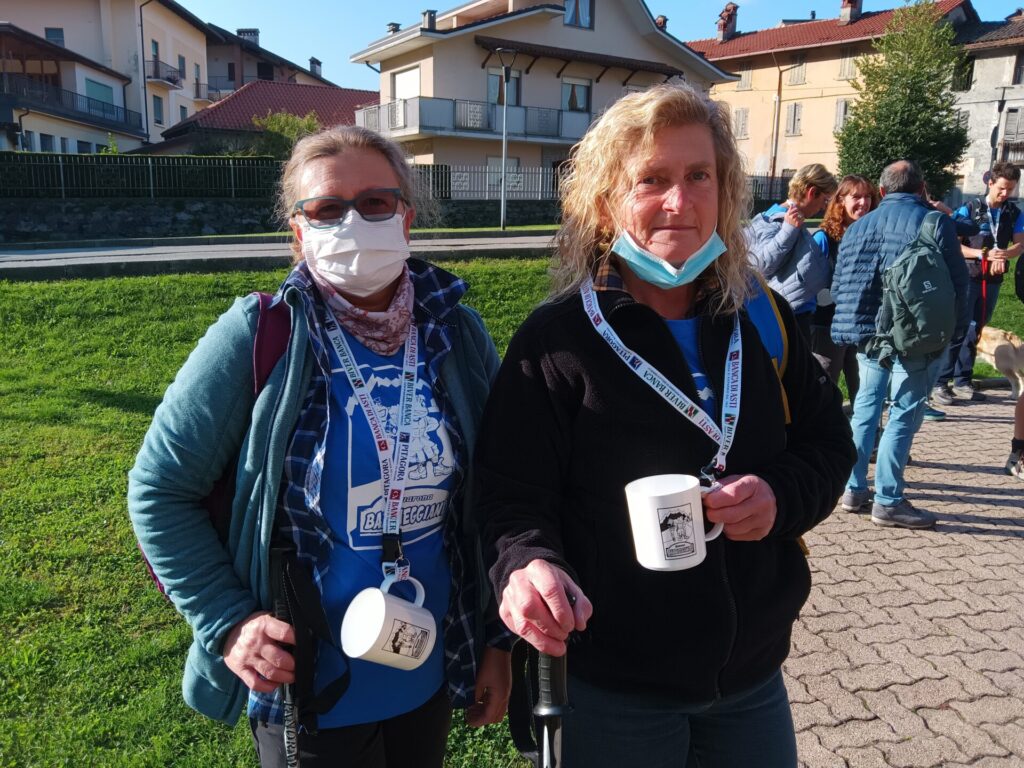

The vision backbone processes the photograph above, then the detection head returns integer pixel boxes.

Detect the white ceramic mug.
[624,474,724,571]
[340,576,436,670]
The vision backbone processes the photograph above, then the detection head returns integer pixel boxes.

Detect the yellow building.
[686,0,978,180]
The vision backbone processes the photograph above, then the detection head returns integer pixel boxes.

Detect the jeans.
[561,669,797,768]
[847,352,944,506]
[937,279,1001,388]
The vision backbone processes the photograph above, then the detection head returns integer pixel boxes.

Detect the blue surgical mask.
[612,228,727,289]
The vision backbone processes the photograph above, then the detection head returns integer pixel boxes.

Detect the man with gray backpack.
[831,160,969,529]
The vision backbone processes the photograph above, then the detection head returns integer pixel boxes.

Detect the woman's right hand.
[498,559,592,657]
[784,204,804,228]
[222,611,297,693]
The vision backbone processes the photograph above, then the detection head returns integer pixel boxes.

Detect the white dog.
[977,326,1024,399]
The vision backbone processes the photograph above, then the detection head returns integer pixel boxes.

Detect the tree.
[836,0,969,197]
[246,110,321,160]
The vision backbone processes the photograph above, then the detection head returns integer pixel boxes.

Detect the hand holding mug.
[499,559,592,657]
[702,474,777,541]
[784,205,804,228]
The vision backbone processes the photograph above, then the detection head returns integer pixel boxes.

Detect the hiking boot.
[871,499,936,529]
[931,384,955,406]
[951,383,986,402]
[1006,450,1024,480]
[840,489,871,512]
[923,405,946,421]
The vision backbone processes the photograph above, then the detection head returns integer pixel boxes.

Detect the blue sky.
[193,0,1011,91]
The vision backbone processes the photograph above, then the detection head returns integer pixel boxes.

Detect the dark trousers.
[937,279,1002,388]
[810,322,859,406]
[250,685,452,768]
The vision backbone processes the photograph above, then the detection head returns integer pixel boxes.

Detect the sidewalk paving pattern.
[790,391,1024,767]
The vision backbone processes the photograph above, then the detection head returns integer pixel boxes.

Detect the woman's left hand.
[465,646,512,727]
[702,474,777,541]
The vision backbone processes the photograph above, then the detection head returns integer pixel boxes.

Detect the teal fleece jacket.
[128,281,499,725]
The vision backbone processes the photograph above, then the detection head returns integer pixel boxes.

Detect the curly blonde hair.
[819,175,878,243]
[276,126,422,263]
[551,83,753,314]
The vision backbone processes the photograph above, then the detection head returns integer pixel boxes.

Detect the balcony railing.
[356,97,591,142]
[145,59,182,88]
[192,81,224,102]
[0,73,144,132]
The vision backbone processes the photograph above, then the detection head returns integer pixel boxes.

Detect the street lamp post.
[495,47,517,231]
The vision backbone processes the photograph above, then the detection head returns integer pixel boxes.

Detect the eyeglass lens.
[299,189,402,226]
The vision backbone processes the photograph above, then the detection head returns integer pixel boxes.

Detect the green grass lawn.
[1,261,1021,767]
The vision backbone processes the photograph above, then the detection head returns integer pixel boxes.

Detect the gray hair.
[878,160,924,194]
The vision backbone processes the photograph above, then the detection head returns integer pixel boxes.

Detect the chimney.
[655,15,668,30]
[387,22,401,34]
[421,9,437,30]
[839,0,862,25]
[1007,8,1024,21]
[810,10,816,19]
[716,3,738,42]
[236,28,260,46]
[309,57,321,76]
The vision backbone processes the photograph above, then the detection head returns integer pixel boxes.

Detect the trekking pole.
[533,652,571,768]
[272,551,300,768]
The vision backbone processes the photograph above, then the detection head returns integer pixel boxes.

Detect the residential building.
[685,0,978,179]
[142,79,378,154]
[349,0,735,174]
[205,25,336,99]
[954,11,1024,198]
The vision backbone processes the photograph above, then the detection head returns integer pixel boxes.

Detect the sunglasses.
[292,188,406,228]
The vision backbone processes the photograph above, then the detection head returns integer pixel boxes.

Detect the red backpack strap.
[253,292,291,396]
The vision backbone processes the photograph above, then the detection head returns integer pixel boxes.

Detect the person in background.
[1006,394,1024,480]
[129,126,510,768]
[933,162,1024,406]
[475,84,853,768]
[746,163,838,340]
[831,160,969,529]
[810,175,880,406]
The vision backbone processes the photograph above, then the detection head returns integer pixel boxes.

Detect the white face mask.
[302,210,411,298]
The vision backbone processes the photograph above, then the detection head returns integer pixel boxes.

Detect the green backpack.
[869,210,956,360]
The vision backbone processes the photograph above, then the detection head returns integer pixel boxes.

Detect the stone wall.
[0,198,278,243]
[0,197,562,242]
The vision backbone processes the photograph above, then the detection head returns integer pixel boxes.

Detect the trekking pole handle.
[534,652,571,718]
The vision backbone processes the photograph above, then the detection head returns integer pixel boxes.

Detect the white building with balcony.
[350,0,735,177]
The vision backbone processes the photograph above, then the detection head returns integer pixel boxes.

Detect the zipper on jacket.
[697,323,739,699]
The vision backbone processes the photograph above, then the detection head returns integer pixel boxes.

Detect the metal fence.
[0,152,280,198]
[414,164,564,200]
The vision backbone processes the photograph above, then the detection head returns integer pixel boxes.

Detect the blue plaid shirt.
[250,260,496,724]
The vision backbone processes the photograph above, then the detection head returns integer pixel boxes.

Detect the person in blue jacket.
[128,126,511,767]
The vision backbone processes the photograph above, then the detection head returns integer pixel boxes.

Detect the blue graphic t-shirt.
[316,327,454,727]
[665,317,718,420]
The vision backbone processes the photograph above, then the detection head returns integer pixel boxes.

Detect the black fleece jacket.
[474,285,855,703]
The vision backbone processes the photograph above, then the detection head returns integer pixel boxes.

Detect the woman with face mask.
[474,85,854,767]
[129,126,511,767]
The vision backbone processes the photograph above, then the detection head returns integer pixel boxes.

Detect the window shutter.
[1006,109,1021,142]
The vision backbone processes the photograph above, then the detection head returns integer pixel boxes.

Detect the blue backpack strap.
[744,274,791,425]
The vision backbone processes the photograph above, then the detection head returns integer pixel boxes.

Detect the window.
[1014,52,1024,86]
[487,68,520,106]
[151,39,159,60]
[194,63,201,83]
[180,105,188,122]
[834,98,851,130]
[785,102,802,136]
[40,133,54,152]
[953,57,974,91]
[177,55,186,77]
[562,77,591,112]
[77,140,92,154]
[152,94,164,125]
[85,78,114,104]
[956,109,969,131]
[838,47,857,80]
[737,61,752,90]
[21,130,35,152]
[564,0,593,28]
[227,62,236,83]
[787,54,806,85]
[44,27,65,47]
[1005,109,1023,142]
[257,62,274,81]
[733,107,749,138]
[60,137,69,153]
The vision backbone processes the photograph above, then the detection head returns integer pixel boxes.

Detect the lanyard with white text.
[580,281,742,481]
[322,315,418,580]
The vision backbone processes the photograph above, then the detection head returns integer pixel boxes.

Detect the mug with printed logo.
[341,576,436,670]
[624,474,724,571]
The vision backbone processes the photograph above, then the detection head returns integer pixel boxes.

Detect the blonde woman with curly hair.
[810,174,879,402]
[474,84,854,767]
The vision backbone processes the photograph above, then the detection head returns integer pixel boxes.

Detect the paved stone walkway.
[788,390,1024,767]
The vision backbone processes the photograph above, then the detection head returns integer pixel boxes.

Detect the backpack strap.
[745,274,791,425]
[917,210,944,252]
[253,292,291,395]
